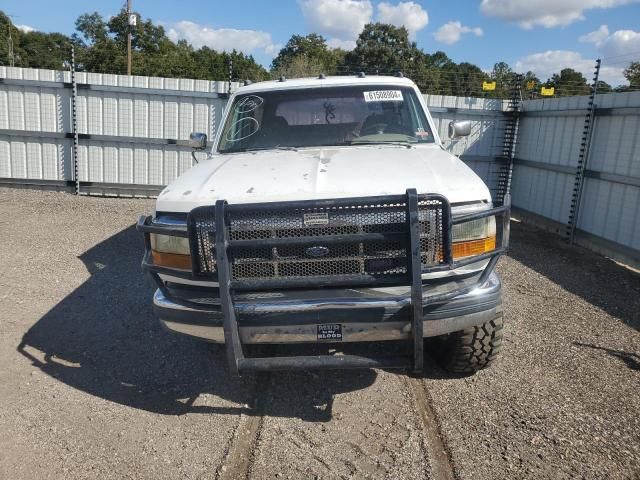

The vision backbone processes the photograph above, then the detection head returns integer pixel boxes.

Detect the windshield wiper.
[244,145,299,152]
[350,140,415,149]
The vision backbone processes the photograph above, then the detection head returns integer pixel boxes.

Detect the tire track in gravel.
[406,376,456,480]
[217,374,270,480]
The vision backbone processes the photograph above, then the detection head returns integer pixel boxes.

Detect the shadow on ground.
[17,225,376,421]
[22,220,634,420]
[507,222,640,331]
[574,342,640,371]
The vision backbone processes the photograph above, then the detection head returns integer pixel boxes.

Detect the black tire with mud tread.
[431,313,504,375]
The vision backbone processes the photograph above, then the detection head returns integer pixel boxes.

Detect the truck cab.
[137,75,509,376]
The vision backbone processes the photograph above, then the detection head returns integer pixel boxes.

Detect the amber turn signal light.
[451,235,496,260]
[151,250,192,270]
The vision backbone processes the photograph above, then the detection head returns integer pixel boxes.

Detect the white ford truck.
[137,75,510,376]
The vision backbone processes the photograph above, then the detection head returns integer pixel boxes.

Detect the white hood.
[155,144,491,213]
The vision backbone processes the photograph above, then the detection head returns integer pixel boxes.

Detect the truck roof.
[235,75,417,94]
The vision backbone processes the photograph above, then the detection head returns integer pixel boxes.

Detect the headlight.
[150,233,191,269]
[451,204,496,260]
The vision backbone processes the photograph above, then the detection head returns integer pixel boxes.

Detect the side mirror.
[188,132,207,150]
[448,120,471,139]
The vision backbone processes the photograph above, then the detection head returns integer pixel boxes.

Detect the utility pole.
[126,0,133,75]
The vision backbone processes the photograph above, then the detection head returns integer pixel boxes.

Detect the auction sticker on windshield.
[363,90,403,102]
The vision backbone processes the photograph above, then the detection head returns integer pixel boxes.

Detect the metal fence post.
[566,59,601,244]
[495,74,522,205]
[71,45,80,195]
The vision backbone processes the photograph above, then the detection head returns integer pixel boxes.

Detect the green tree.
[411,51,455,94]
[224,50,269,82]
[71,9,267,80]
[74,11,124,72]
[623,62,640,87]
[74,12,108,43]
[424,51,455,70]
[273,55,324,78]
[520,70,541,98]
[0,11,26,66]
[107,8,166,54]
[344,23,420,74]
[455,62,489,97]
[19,32,79,70]
[489,61,515,98]
[548,68,590,96]
[141,39,196,78]
[271,33,346,76]
[596,80,612,93]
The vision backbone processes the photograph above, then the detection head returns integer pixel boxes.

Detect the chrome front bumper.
[154,271,502,344]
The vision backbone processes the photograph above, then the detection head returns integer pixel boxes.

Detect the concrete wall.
[0,66,239,185]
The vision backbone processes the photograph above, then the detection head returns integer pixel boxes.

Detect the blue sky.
[4,0,640,85]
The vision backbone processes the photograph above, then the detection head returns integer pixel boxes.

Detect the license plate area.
[317,323,343,342]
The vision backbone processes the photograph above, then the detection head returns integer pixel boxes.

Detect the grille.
[188,197,445,282]
[419,198,445,267]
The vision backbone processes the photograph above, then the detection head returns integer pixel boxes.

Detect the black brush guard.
[139,189,510,376]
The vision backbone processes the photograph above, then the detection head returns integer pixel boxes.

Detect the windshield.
[217,85,435,153]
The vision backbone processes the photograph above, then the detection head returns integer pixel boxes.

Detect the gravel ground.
[0,188,638,480]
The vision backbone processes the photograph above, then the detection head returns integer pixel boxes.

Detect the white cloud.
[579,25,610,44]
[581,25,640,59]
[377,2,428,38]
[480,0,640,29]
[298,0,373,42]
[327,38,357,50]
[434,21,483,45]
[16,24,36,33]
[599,29,640,58]
[166,21,279,56]
[515,50,625,85]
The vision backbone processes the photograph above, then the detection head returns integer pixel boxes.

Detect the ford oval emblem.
[305,246,330,258]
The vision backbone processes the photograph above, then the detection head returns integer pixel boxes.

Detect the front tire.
[430,313,504,375]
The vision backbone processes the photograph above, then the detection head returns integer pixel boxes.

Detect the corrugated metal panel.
[514,91,640,254]
[588,92,640,177]
[0,66,228,184]
[576,93,640,249]
[0,135,68,180]
[511,164,574,223]
[578,178,640,250]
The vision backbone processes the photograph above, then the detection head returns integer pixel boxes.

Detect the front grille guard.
[137,189,510,375]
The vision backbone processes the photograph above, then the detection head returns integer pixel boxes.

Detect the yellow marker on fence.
[482,81,496,91]
[541,86,555,96]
